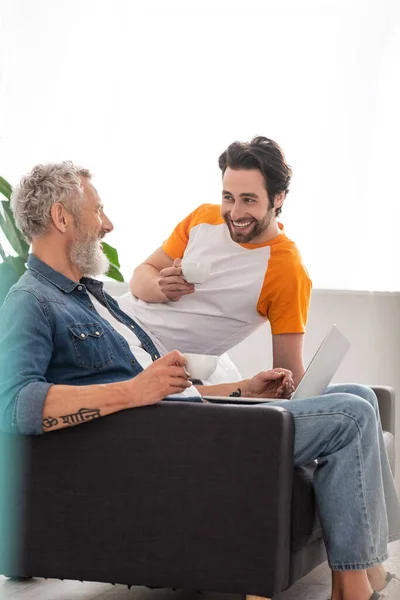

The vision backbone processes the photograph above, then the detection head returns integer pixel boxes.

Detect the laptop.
[202,325,351,404]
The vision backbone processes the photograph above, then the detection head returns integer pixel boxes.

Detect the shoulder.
[0,288,50,337]
[1,270,62,320]
[184,204,224,228]
[4,270,47,303]
[269,234,311,278]
[2,289,47,318]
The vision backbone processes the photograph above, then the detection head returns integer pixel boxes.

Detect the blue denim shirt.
[0,255,200,435]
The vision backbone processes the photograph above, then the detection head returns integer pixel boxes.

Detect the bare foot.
[331,569,375,600]
[367,563,388,592]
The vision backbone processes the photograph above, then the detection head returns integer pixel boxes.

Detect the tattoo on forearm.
[43,416,58,428]
[60,407,101,425]
[42,408,101,430]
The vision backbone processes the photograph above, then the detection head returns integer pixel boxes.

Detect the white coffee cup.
[181,261,211,284]
[183,353,219,380]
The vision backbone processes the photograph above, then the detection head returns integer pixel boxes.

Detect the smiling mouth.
[229,219,255,230]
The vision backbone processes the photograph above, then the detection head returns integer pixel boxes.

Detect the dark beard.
[224,211,273,243]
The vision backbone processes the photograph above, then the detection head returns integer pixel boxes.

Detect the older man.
[0,163,399,600]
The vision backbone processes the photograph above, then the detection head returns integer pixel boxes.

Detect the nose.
[101,212,114,234]
[229,201,246,221]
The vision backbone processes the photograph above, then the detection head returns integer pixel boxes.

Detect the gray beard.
[69,236,110,278]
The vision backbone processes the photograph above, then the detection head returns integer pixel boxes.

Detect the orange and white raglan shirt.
[121,204,312,356]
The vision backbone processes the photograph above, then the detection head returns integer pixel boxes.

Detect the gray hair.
[11,161,92,242]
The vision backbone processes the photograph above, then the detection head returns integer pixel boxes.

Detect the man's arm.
[0,290,190,434]
[260,252,311,387]
[44,362,294,432]
[41,350,191,433]
[41,380,134,432]
[196,368,294,400]
[130,247,194,303]
[272,333,305,387]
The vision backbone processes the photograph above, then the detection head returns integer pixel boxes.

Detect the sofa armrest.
[3,401,295,596]
[370,385,396,436]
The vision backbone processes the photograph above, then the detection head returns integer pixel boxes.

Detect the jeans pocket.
[68,323,115,369]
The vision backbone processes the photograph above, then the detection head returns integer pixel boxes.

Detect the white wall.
[2,0,400,291]
[230,290,400,385]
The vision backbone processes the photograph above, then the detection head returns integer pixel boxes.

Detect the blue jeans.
[268,384,400,570]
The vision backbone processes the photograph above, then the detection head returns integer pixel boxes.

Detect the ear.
[273,191,286,210]
[51,203,70,233]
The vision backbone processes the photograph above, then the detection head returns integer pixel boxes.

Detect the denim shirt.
[0,255,199,435]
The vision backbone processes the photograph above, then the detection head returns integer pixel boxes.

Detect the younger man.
[129,136,311,384]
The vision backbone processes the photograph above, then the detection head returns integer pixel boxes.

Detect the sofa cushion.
[383,430,395,476]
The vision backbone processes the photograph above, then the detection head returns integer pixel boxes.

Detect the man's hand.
[128,350,192,406]
[243,368,295,400]
[158,258,195,302]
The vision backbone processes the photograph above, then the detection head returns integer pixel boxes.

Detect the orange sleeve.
[257,245,312,334]
[162,204,224,259]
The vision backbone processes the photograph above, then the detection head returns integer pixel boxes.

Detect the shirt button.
[80,333,85,338]
[130,325,135,329]
[131,359,135,365]
[77,285,82,291]
[95,331,100,336]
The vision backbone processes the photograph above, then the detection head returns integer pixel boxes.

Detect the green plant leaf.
[0,261,23,305]
[0,200,29,258]
[101,242,121,268]
[0,177,12,201]
[4,255,27,277]
[0,240,6,261]
[105,264,124,282]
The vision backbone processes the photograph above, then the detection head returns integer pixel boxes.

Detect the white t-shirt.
[120,204,312,355]
[89,293,201,401]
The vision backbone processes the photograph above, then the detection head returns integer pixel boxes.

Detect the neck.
[32,237,83,283]
[250,220,282,244]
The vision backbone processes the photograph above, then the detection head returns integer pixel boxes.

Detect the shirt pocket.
[68,323,115,370]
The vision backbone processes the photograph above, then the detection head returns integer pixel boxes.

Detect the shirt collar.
[27,254,103,294]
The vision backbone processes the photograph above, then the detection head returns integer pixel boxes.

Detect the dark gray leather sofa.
[0,386,395,597]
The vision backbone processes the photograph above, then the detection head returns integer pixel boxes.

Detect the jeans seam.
[356,436,376,554]
[329,552,389,570]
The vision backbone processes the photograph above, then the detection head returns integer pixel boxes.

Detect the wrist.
[238,379,251,397]
[118,378,141,408]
